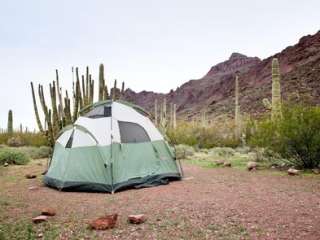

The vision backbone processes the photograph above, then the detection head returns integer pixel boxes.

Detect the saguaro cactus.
[271,58,282,120]
[7,110,13,134]
[99,64,105,101]
[234,75,241,139]
[173,104,177,129]
[160,98,167,131]
[201,110,207,128]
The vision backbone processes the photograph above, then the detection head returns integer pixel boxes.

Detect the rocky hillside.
[124,31,320,120]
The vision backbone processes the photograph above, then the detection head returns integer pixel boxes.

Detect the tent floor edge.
[43,173,181,193]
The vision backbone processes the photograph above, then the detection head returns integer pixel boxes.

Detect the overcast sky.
[0,0,319,130]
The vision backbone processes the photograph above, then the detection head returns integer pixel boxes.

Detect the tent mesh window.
[65,130,75,148]
[118,121,151,143]
[84,106,111,118]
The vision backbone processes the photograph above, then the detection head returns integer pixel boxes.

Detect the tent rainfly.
[44,100,182,193]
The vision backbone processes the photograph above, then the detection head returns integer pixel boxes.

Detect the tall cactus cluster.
[234,75,241,139]
[31,64,125,146]
[262,57,282,120]
[7,110,13,134]
[154,98,177,131]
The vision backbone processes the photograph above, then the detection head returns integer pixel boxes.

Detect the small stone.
[37,233,43,238]
[41,208,56,216]
[28,186,39,191]
[312,169,320,174]
[128,214,147,224]
[223,161,232,167]
[25,174,37,179]
[32,215,48,224]
[88,214,118,230]
[215,160,224,166]
[247,161,258,171]
[4,162,9,167]
[288,168,299,176]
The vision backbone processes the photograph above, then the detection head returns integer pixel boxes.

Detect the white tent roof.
[57,101,163,147]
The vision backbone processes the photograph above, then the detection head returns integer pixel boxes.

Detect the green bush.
[13,146,52,159]
[249,105,320,169]
[0,148,30,165]
[167,120,240,149]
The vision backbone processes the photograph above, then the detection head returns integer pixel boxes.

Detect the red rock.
[41,208,56,216]
[32,215,48,224]
[247,161,258,171]
[25,174,37,179]
[128,214,147,224]
[89,214,118,230]
[288,168,299,176]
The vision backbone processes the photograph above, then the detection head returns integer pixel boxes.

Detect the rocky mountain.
[124,30,320,120]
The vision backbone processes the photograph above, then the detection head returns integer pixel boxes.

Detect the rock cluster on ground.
[89,214,118,230]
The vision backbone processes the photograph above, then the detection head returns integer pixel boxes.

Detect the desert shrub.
[14,146,52,159]
[0,148,30,165]
[249,105,320,169]
[7,136,25,147]
[208,147,235,158]
[0,132,48,147]
[174,144,195,159]
[167,119,240,149]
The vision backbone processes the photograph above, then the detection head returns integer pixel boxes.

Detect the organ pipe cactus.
[30,82,44,132]
[31,64,122,146]
[7,110,13,134]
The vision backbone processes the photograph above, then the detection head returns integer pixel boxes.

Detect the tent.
[44,100,182,193]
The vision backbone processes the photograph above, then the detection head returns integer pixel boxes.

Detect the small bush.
[0,148,30,165]
[7,136,25,147]
[14,146,52,159]
[249,105,320,169]
[175,144,195,159]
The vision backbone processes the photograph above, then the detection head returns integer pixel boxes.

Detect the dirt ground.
[1,159,320,240]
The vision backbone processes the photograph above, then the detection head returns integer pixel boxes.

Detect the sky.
[0,0,319,130]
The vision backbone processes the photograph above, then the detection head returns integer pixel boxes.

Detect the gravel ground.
[1,159,320,239]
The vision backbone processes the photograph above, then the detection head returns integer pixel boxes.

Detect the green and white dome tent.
[44,100,182,193]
